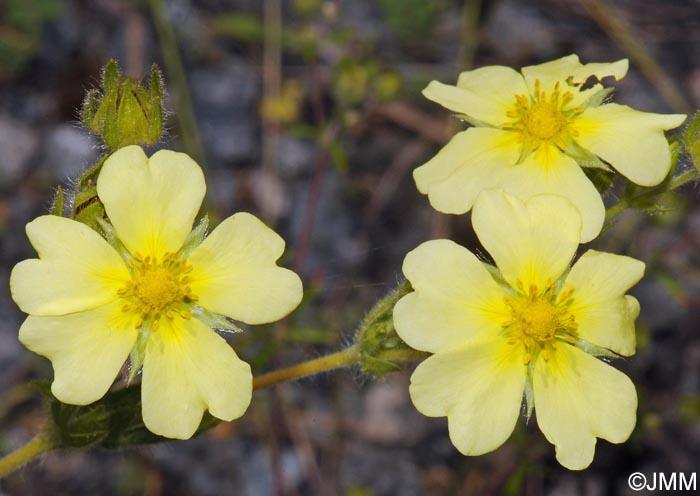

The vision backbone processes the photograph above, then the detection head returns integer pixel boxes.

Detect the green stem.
[605,168,697,220]
[253,346,361,390]
[0,432,53,479]
[666,168,697,191]
[147,0,206,167]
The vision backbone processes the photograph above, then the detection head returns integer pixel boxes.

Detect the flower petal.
[564,250,645,356]
[97,145,206,257]
[18,300,137,405]
[188,212,302,325]
[533,344,637,470]
[573,104,686,186]
[413,128,520,214]
[410,338,526,455]
[424,65,528,126]
[522,55,628,107]
[142,316,252,439]
[393,239,508,353]
[10,215,128,316]
[472,189,581,292]
[496,146,604,242]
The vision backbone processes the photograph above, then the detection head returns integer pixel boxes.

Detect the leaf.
[33,380,220,449]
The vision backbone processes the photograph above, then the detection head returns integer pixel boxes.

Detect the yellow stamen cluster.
[502,278,578,365]
[504,79,583,153]
[117,252,199,329]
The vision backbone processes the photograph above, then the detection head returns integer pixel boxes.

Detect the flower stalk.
[605,167,698,221]
[253,346,360,390]
[0,431,53,479]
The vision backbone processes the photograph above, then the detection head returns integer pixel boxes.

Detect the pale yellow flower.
[416,54,686,242]
[10,145,303,439]
[393,189,643,470]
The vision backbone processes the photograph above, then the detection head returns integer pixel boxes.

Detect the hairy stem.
[605,168,697,221]
[253,345,361,390]
[0,432,53,479]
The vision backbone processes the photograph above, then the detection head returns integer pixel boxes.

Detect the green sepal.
[146,64,164,143]
[191,305,246,334]
[33,380,219,449]
[455,113,490,129]
[571,338,621,360]
[360,355,402,375]
[178,215,209,258]
[102,59,121,94]
[72,155,107,231]
[577,86,614,109]
[567,139,610,171]
[73,199,106,232]
[128,325,152,383]
[96,218,132,263]
[80,89,100,133]
[683,111,700,173]
[483,263,511,290]
[50,186,65,217]
[354,279,428,377]
[523,374,534,422]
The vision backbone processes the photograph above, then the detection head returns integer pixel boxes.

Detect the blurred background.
[1,0,699,494]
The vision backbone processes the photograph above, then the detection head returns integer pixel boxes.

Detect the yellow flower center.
[523,102,564,140]
[135,267,181,310]
[503,279,578,365]
[504,79,583,153]
[117,252,199,329]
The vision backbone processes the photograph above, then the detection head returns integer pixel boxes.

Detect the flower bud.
[354,280,428,377]
[81,60,164,150]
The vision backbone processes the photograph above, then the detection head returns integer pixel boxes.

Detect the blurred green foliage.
[0,0,59,78]
[378,0,445,46]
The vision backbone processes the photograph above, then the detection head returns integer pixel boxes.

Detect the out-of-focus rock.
[0,116,38,185]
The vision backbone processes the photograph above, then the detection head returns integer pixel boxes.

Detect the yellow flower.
[393,189,644,470]
[10,145,303,439]
[415,54,686,242]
